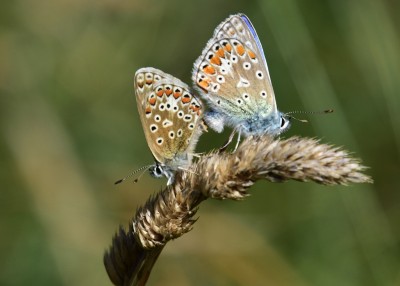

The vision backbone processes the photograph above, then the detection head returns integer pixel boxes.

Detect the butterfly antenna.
[114,165,152,185]
[285,109,333,123]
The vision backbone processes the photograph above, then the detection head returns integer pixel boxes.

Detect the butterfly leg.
[218,129,237,153]
[233,130,241,153]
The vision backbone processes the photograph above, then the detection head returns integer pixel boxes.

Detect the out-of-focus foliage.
[1,0,399,285]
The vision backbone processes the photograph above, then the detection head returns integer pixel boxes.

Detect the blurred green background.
[1,0,399,285]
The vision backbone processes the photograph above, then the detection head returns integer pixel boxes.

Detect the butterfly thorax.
[240,110,282,136]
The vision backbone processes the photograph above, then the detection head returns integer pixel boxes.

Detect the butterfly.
[117,67,205,185]
[192,13,291,143]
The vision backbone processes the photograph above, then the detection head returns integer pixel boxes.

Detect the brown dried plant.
[104,135,372,286]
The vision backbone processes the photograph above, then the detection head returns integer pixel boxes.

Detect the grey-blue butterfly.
[192,13,291,143]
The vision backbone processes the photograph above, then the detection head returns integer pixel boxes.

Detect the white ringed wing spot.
[177,129,183,137]
[177,111,184,118]
[154,115,161,122]
[256,70,264,80]
[231,55,238,63]
[150,124,158,133]
[242,93,250,100]
[243,62,251,70]
[211,83,220,92]
[237,77,250,88]
[220,67,228,75]
[260,90,267,98]
[156,137,163,145]
[183,114,192,122]
[162,119,173,128]
[169,131,175,139]
[216,75,225,83]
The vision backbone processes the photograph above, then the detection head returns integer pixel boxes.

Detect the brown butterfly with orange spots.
[116,68,206,185]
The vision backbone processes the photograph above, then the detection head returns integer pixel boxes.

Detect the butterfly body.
[135,67,204,184]
[192,13,291,137]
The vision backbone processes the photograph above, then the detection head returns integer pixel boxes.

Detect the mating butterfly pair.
[123,13,292,185]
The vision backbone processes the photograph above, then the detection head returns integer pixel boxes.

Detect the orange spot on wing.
[190,105,200,113]
[156,89,164,97]
[149,97,156,105]
[203,65,216,75]
[236,45,245,56]
[197,79,210,91]
[173,90,181,99]
[145,106,151,114]
[224,43,232,53]
[145,79,153,85]
[182,95,191,104]
[210,55,222,66]
[216,48,225,58]
[165,88,172,96]
[247,50,256,59]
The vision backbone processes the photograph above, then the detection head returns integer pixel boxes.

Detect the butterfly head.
[148,164,164,179]
[279,112,292,134]
[149,162,175,185]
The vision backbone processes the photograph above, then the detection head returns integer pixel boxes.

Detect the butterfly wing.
[192,14,277,122]
[135,68,203,168]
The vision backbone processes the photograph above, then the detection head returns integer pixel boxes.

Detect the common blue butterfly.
[192,14,290,140]
[116,68,205,185]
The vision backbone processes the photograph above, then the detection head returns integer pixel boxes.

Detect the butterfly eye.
[154,165,163,176]
[280,117,285,128]
[280,116,291,131]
